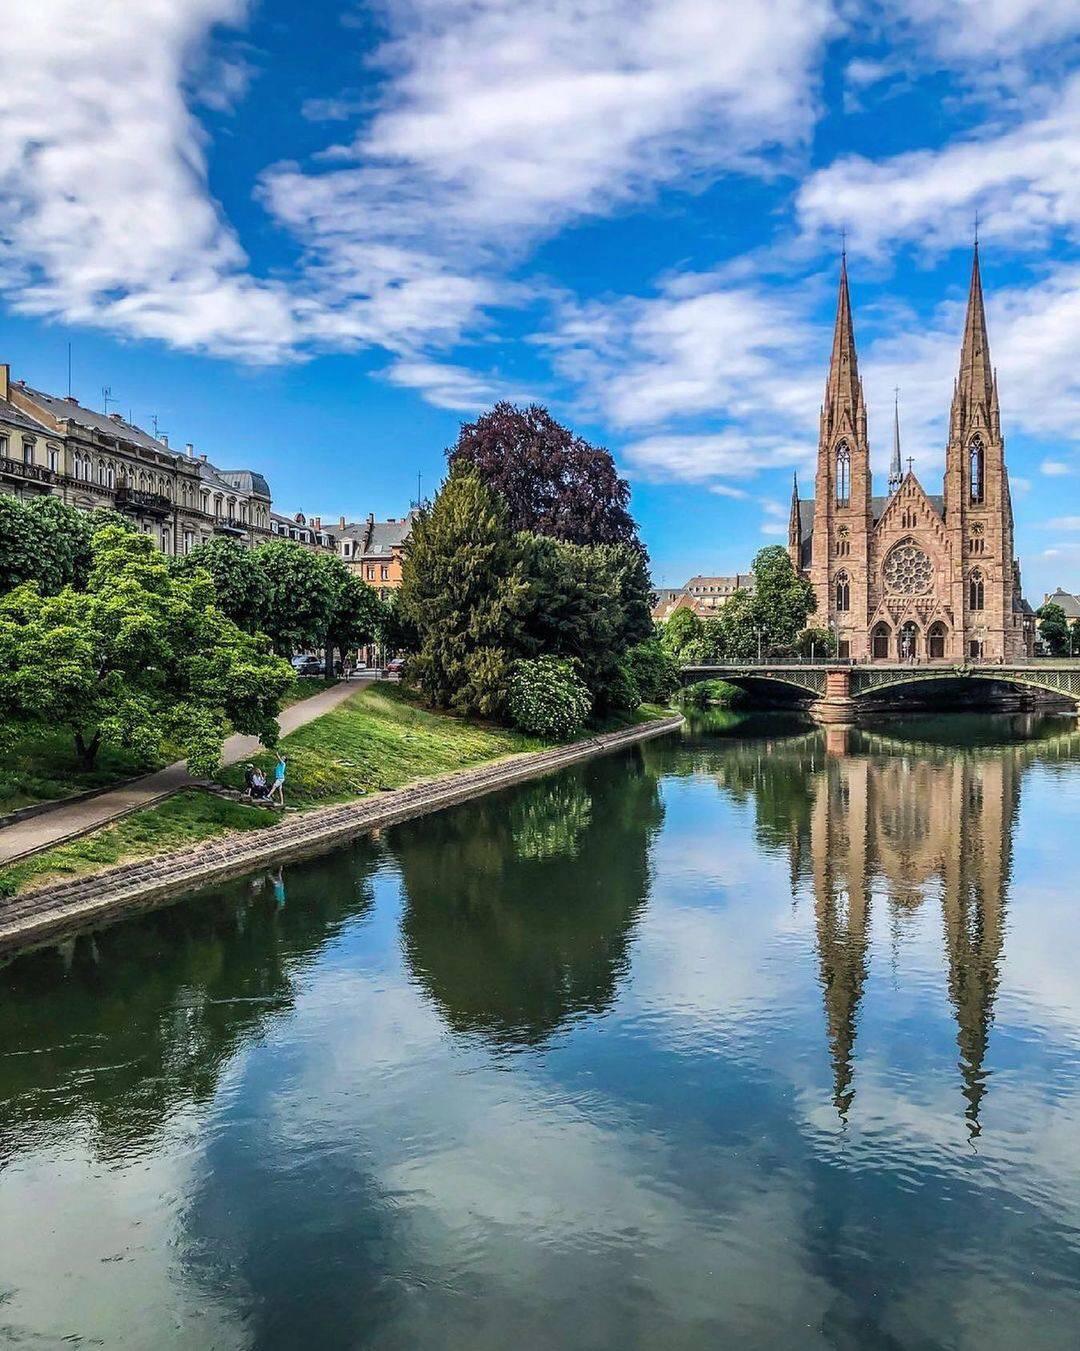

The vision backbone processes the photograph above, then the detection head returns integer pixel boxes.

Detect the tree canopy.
[1038,602,1070,656]
[448,402,642,551]
[0,527,293,772]
[172,536,268,631]
[398,470,530,717]
[0,495,134,597]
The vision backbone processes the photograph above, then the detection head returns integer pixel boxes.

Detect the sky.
[1,0,1079,599]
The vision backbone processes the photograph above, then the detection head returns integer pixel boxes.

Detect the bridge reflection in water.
[706,714,1080,1134]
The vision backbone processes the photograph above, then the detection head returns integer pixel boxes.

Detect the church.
[788,244,1034,663]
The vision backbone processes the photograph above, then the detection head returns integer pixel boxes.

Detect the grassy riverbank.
[0,676,334,818]
[0,684,670,897]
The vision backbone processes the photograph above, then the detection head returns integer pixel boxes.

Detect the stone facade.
[789,248,1034,662]
[0,365,273,555]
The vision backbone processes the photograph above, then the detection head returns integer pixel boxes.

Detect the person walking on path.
[268,753,287,807]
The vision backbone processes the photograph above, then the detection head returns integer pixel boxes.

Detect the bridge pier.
[811,668,856,726]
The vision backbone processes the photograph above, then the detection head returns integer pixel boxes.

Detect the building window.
[366,565,375,580]
[835,442,851,506]
[970,437,985,505]
[0,434,8,458]
[380,565,390,581]
[48,447,59,472]
[160,530,171,553]
[23,440,34,465]
[969,570,985,611]
[184,531,194,555]
[834,572,850,612]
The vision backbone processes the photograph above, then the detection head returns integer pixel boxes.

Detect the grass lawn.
[0,790,276,897]
[0,729,171,817]
[0,685,675,899]
[217,682,548,808]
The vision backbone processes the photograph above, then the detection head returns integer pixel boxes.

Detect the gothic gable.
[873,473,946,542]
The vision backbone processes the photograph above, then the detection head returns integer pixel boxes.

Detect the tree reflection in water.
[395,750,663,1050]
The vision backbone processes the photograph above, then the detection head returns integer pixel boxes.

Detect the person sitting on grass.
[268,753,287,807]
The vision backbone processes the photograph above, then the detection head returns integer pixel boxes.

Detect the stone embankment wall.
[0,716,683,959]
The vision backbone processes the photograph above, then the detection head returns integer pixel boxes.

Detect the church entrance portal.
[928,622,947,660]
[898,622,919,662]
[872,624,890,661]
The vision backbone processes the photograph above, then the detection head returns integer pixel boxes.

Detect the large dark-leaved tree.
[398,470,530,717]
[448,402,641,552]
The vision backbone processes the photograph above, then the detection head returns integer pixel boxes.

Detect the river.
[2,712,1080,1349]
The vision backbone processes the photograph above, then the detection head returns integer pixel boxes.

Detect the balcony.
[214,516,249,537]
[116,485,173,518]
[0,456,58,488]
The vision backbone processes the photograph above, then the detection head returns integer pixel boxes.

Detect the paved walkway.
[0,679,367,867]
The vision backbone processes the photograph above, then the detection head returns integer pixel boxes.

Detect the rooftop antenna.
[151,414,160,439]
[102,385,114,416]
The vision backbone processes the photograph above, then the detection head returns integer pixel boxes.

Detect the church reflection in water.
[768,718,1079,1133]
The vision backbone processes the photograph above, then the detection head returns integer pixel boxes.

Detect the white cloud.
[798,73,1080,256]
[884,0,1080,61]
[1045,516,1080,529]
[382,356,532,410]
[1041,459,1073,476]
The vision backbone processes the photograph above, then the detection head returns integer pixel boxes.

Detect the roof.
[216,468,271,499]
[685,573,754,593]
[339,510,418,556]
[0,396,52,437]
[1043,590,1080,619]
[17,383,171,455]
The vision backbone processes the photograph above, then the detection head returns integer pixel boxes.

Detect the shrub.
[507,657,592,740]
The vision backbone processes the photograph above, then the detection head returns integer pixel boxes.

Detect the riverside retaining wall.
[0,715,683,959]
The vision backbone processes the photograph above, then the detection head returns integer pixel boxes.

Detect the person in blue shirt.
[268,752,287,807]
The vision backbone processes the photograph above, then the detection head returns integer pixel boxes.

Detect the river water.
[2,713,1080,1350]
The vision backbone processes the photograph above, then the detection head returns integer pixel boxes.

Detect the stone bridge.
[681,662,1080,722]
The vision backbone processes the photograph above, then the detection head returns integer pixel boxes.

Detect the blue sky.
[2,0,1080,598]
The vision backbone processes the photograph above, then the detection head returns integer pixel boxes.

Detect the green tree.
[0,527,293,772]
[253,539,337,657]
[172,536,268,630]
[624,638,680,703]
[1038,602,1070,656]
[712,589,758,661]
[323,562,386,677]
[749,546,816,652]
[519,534,652,710]
[661,606,708,664]
[398,470,529,717]
[1071,618,1080,657]
[795,626,837,658]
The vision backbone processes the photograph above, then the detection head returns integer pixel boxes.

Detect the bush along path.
[0,713,683,957]
[0,679,365,867]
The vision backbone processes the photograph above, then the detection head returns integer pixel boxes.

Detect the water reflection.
[704,713,1080,1132]
[397,751,663,1048]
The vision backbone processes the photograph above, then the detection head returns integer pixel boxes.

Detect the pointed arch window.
[969,569,985,611]
[835,442,851,507]
[970,436,985,505]
[834,571,851,612]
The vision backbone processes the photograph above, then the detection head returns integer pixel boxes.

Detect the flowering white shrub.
[507,656,592,740]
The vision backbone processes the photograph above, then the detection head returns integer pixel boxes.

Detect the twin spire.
[822,240,995,492]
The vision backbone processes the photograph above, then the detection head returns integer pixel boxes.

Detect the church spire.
[889,388,902,494]
[954,240,995,420]
[823,251,863,439]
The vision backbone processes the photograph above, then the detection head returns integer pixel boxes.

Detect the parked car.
[292,655,325,677]
[384,658,405,677]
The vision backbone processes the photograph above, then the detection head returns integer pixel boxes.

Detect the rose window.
[884,543,933,595]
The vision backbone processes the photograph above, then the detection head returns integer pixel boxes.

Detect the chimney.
[313,515,321,529]
[200,453,207,462]
[339,515,346,530]
[0,363,8,401]
[160,434,168,447]
[185,442,194,457]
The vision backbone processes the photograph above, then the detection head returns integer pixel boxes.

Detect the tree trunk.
[74,730,102,770]
[324,641,336,681]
